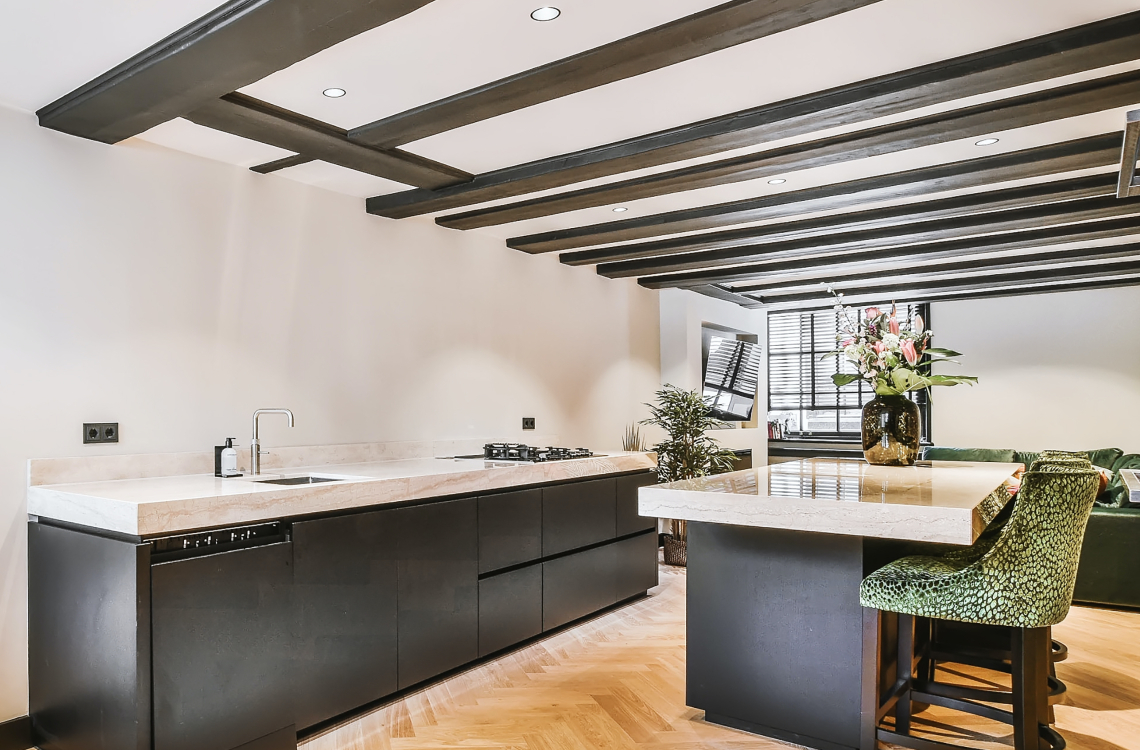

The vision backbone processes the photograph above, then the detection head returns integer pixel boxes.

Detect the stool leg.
[1012,627,1049,750]
[896,613,914,735]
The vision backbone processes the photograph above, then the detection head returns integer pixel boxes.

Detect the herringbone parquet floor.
[301,559,1140,750]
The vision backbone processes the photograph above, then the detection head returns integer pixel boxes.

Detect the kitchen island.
[28,447,659,750]
[639,458,1021,750]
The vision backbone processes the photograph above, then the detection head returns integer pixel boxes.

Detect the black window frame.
[766,303,933,443]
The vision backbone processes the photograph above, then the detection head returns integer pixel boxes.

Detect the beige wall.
[931,286,1140,454]
[0,103,661,719]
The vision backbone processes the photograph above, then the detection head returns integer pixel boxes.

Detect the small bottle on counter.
[215,438,242,478]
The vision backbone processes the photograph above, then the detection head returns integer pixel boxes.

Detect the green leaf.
[832,373,861,387]
[924,348,963,358]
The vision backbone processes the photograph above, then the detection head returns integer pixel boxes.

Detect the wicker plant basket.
[662,534,688,567]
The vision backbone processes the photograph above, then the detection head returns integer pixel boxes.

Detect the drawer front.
[478,489,542,574]
[613,531,659,601]
[615,472,659,537]
[542,544,617,631]
[542,478,616,556]
[479,566,542,657]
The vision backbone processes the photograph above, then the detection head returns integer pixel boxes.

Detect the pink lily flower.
[889,316,900,336]
[842,338,854,347]
[865,307,882,318]
[914,314,925,335]
[873,341,887,355]
[901,339,918,365]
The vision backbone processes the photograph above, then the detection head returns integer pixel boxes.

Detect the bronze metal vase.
[862,394,921,466]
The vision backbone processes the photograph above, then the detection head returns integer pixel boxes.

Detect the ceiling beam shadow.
[438,69,1140,230]
[365,11,1140,220]
[510,133,1123,253]
[37,0,438,144]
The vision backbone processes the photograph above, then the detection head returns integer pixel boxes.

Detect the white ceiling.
[4,0,1140,250]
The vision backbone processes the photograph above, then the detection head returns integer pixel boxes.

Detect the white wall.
[931,286,1140,454]
[0,103,662,720]
[657,289,767,459]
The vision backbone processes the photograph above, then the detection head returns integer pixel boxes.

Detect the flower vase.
[862,394,921,466]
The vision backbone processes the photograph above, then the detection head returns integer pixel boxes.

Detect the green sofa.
[922,446,1140,610]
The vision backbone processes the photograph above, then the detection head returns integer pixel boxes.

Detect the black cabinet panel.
[151,542,293,750]
[542,544,617,631]
[615,472,659,537]
[29,522,151,750]
[479,566,542,657]
[542,478,616,556]
[478,489,542,574]
[614,531,658,601]
[292,510,398,729]
[396,499,478,690]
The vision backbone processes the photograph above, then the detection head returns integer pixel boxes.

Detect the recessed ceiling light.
[531,6,561,21]
[975,138,999,146]
[323,88,347,98]
[612,207,628,213]
[768,178,787,185]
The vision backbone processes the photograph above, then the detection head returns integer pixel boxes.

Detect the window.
[767,303,931,441]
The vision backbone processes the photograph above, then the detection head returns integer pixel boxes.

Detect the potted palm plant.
[642,385,738,566]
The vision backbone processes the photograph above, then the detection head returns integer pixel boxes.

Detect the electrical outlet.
[522,417,536,430]
[84,422,119,444]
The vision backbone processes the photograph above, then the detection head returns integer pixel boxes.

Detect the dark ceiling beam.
[1121,109,1140,198]
[439,70,1140,230]
[250,154,316,175]
[36,0,437,144]
[365,10,1140,220]
[755,274,1140,311]
[184,93,472,189]
[348,0,883,149]
[509,133,1122,253]
[752,257,1140,306]
[599,194,1140,278]
[563,173,1118,266]
[735,242,1140,295]
[636,214,1140,289]
[690,285,764,307]
[753,274,1140,310]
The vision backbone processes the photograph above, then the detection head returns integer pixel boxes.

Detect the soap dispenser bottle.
[216,438,241,478]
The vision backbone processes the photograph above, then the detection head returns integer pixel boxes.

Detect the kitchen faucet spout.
[251,409,295,475]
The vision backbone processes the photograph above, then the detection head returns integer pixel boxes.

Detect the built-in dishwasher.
[149,522,296,750]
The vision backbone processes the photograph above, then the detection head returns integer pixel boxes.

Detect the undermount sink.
[254,474,348,486]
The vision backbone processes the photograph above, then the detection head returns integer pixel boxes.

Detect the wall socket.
[84,422,119,444]
[522,417,536,430]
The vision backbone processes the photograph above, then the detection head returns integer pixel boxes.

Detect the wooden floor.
[300,559,1140,750]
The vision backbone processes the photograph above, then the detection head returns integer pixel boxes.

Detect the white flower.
[882,333,900,349]
[843,344,859,360]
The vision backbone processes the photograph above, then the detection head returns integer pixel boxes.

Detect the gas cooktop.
[475,444,595,462]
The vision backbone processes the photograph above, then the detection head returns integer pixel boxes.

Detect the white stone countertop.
[638,458,1022,546]
[29,452,656,537]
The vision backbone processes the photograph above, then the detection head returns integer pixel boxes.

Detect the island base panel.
[686,522,869,750]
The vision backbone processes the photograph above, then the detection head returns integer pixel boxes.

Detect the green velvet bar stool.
[861,460,1101,750]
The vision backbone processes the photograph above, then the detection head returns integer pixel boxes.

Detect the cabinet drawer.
[614,531,658,601]
[479,566,542,657]
[479,489,542,574]
[615,472,659,537]
[542,544,617,631]
[542,478,616,556]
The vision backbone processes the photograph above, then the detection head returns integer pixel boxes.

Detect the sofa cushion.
[922,446,1017,463]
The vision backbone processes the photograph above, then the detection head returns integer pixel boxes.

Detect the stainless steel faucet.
[251,409,295,475]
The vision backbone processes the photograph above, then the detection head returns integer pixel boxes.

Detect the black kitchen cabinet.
[542,478,616,556]
[614,531,659,600]
[479,566,543,656]
[478,488,542,574]
[542,542,618,631]
[292,509,398,730]
[396,498,479,689]
[151,542,294,750]
[615,471,658,537]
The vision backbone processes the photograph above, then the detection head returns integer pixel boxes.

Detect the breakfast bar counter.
[639,458,1022,750]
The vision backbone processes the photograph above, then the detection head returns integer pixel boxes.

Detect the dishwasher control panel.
[150,521,288,563]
